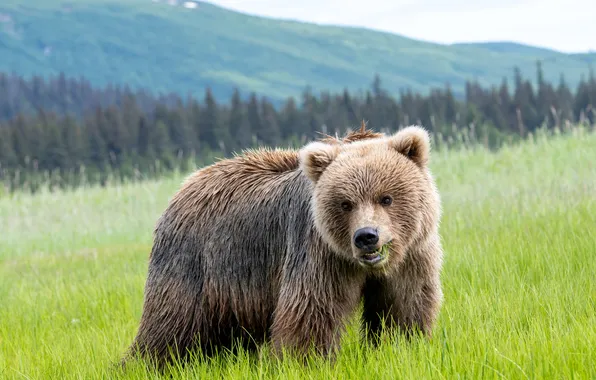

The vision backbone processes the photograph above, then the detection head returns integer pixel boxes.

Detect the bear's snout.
[353,227,379,252]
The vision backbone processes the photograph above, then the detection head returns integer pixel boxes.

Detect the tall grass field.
[1,126,595,379]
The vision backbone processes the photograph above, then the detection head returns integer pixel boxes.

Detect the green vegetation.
[1,125,594,378]
[1,0,595,101]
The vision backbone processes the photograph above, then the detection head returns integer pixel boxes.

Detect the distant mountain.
[1,0,594,103]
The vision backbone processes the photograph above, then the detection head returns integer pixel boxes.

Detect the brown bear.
[123,123,443,368]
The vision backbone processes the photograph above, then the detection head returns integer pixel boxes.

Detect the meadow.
[1,125,595,379]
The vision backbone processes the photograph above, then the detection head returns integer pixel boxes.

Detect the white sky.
[209,0,596,53]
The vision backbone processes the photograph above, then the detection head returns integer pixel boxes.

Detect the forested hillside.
[1,62,595,193]
[0,0,595,102]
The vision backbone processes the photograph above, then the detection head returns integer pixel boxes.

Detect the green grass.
[1,0,595,102]
[1,125,595,379]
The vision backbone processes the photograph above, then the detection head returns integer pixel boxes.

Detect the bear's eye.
[380,195,393,206]
[340,201,352,212]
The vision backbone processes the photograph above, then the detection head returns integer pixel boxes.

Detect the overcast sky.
[210,0,595,53]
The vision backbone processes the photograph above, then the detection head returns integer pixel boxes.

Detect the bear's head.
[299,125,440,272]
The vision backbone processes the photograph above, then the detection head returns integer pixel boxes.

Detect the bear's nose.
[353,227,379,250]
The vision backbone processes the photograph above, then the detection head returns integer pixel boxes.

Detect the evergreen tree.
[259,97,281,146]
[246,93,261,145]
[444,84,458,125]
[44,117,68,170]
[86,107,108,169]
[61,114,85,169]
[279,96,300,141]
[556,74,574,124]
[574,76,592,124]
[0,125,17,168]
[342,88,358,126]
[187,98,202,153]
[137,115,151,160]
[199,87,223,151]
[228,88,252,150]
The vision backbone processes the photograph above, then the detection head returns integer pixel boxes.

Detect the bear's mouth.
[358,241,392,266]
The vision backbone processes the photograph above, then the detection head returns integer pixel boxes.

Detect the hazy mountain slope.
[1,0,594,102]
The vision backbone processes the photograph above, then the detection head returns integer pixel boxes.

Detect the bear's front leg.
[269,298,343,360]
[269,275,362,361]
[362,234,443,345]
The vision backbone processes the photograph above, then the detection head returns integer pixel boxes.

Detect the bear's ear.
[299,141,340,183]
[387,125,431,168]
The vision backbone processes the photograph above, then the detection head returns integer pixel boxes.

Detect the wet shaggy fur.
[123,124,444,368]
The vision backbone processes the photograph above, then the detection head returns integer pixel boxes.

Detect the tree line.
[0,61,595,193]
